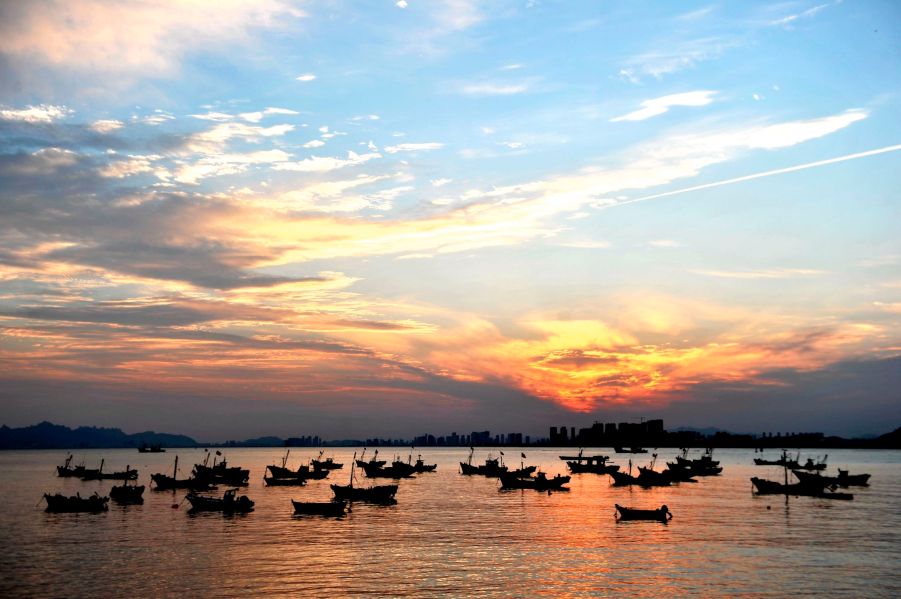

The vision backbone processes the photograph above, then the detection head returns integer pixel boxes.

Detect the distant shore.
[2,421,899,450]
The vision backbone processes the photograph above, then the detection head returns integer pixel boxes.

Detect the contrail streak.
[609,144,901,209]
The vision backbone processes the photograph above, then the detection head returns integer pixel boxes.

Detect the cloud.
[770,2,836,27]
[238,107,300,123]
[303,139,326,148]
[620,37,736,81]
[0,0,303,76]
[610,91,717,122]
[384,142,444,154]
[459,82,530,96]
[99,154,160,179]
[90,119,124,133]
[690,268,825,279]
[295,73,316,82]
[0,104,72,123]
[272,151,381,173]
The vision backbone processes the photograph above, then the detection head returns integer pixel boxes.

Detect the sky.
[0,0,899,441]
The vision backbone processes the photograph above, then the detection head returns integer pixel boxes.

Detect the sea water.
[0,447,899,597]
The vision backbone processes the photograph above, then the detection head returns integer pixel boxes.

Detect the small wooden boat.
[186,489,254,513]
[361,462,415,479]
[292,499,348,517]
[311,451,343,471]
[459,449,510,477]
[355,448,386,469]
[615,504,672,522]
[56,454,84,478]
[565,453,619,475]
[795,456,828,471]
[151,456,215,491]
[614,447,648,454]
[499,471,570,491]
[109,482,145,504]
[750,476,853,500]
[192,451,250,485]
[81,460,138,481]
[331,452,398,503]
[44,492,109,513]
[754,450,800,469]
[837,469,870,487]
[412,455,437,473]
[264,476,307,486]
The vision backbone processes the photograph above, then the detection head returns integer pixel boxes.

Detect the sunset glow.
[1,1,899,439]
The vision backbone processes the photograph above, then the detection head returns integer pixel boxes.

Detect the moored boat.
[109,482,145,504]
[614,447,648,454]
[565,454,619,475]
[615,504,672,522]
[192,451,250,486]
[750,476,853,500]
[292,499,348,517]
[837,469,870,487]
[459,449,509,477]
[151,456,215,491]
[355,448,386,469]
[186,488,254,513]
[499,471,570,491]
[81,460,138,481]
[331,452,398,503]
[312,451,343,471]
[44,492,109,513]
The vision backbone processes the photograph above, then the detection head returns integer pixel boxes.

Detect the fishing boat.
[192,451,250,486]
[81,460,138,481]
[56,455,100,479]
[499,471,570,491]
[355,448,386,469]
[360,461,415,479]
[151,456,215,491]
[109,482,145,504]
[412,455,437,473]
[837,469,870,487]
[750,476,853,500]
[791,469,839,487]
[795,456,828,471]
[137,443,165,453]
[331,452,398,503]
[615,504,672,522]
[565,454,620,475]
[666,449,721,477]
[291,499,348,517]
[614,447,648,454]
[753,450,800,469]
[311,451,343,471]
[56,454,82,477]
[43,492,109,513]
[186,489,254,513]
[459,448,510,477]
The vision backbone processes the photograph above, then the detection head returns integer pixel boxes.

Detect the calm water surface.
[0,447,899,597]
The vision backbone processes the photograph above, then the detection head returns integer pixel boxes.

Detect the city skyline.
[1,1,900,440]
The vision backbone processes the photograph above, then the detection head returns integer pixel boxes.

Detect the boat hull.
[615,504,672,522]
[330,483,397,503]
[292,500,348,516]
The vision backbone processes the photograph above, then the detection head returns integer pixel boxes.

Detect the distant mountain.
[0,421,197,449]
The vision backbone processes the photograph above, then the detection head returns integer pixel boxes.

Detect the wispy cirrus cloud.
[384,142,444,154]
[690,268,825,279]
[610,91,718,122]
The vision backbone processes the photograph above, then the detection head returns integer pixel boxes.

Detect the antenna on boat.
[349,451,357,488]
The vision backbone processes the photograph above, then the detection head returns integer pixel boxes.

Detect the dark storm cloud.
[46,240,324,290]
[3,297,295,327]
[638,356,901,437]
